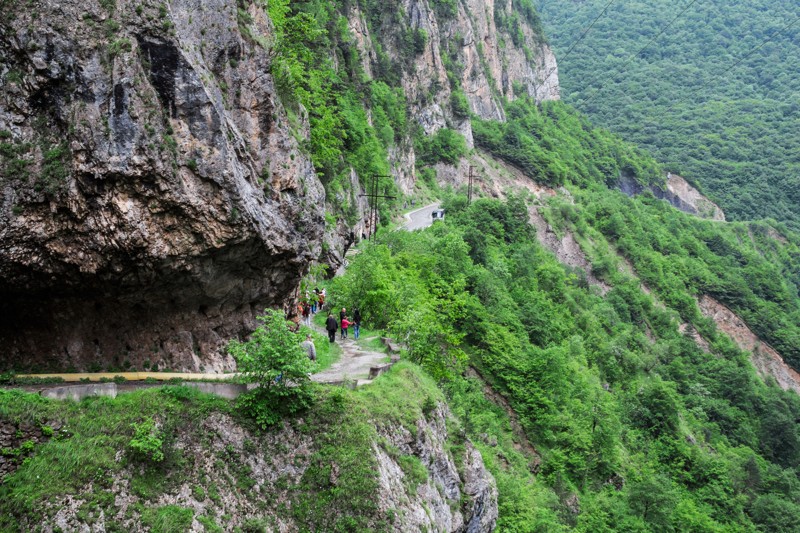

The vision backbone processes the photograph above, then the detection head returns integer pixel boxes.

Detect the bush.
[228,309,315,428]
[450,89,470,118]
[128,418,164,463]
[416,128,468,166]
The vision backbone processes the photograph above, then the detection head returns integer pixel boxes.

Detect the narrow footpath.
[310,328,390,386]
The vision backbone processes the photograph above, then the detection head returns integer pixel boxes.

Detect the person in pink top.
[340,316,351,339]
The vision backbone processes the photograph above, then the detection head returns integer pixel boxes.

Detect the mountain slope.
[537,0,800,231]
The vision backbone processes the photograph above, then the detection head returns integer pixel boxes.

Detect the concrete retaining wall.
[41,383,117,401]
[183,382,249,400]
[369,363,394,379]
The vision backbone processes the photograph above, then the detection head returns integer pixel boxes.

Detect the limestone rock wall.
[343,0,559,195]
[0,0,560,371]
[0,0,324,371]
[618,172,726,221]
[376,404,498,531]
[17,404,498,532]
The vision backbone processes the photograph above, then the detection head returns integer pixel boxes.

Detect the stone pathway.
[310,326,390,386]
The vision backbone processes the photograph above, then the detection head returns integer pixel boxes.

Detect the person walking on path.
[325,313,338,343]
[301,334,316,361]
[353,308,362,340]
[302,302,311,326]
[340,307,346,322]
[341,316,351,340]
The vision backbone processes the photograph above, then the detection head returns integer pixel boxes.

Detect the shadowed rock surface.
[0,0,324,371]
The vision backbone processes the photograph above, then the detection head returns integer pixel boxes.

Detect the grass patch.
[197,515,223,532]
[356,362,443,433]
[141,505,194,532]
[355,332,388,354]
[0,360,444,530]
[297,324,340,372]
[289,362,441,530]
[0,387,230,527]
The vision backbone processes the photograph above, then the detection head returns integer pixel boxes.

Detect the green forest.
[4,0,800,530]
[536,0,800,231]
[326,194,800,530]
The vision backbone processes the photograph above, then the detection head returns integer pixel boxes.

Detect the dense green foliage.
[547,187,800,371]
[329,195,800,530]
[475,94,800,369]
[228,310,315,428]
[263,0,401,221]
[416,127,468,167]
[537,0,800,230]
[474,99,663,187]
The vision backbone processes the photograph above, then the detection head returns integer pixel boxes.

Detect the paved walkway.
[403,202,441,231]
[310,326,389,386]
[14,371,240,382]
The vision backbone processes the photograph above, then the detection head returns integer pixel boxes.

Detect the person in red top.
[340,316,351,339]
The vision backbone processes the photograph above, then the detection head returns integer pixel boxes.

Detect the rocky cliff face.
[0,0,558,371]
[618,172,725,221]
[699,295,800,394]
[0,0,324,371]
[18,402,498,532]
[341,0,558,194]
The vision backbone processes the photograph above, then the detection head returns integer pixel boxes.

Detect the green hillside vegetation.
[536,0,800,231]
[328,195,800,530]
[473,99,663,188]
[6,0,800,530]
[475,95,800,371]
[0,364,457,530]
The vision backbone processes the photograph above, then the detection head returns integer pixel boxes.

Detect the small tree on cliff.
[228,309,315,428]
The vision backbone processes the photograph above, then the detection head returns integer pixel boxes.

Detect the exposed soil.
[698,295,800,393]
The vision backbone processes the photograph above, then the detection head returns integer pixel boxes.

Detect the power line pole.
[359,174,395,241]
[467,166,475,205]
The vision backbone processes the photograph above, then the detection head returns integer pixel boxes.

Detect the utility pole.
[467,166,475,204]
[359,175,395,241]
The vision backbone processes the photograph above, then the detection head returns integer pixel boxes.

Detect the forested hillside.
[536,0,800,231]
[5,0,800,530]
[329,193,800,530]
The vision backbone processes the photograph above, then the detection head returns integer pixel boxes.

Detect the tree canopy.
[537,0,800,231]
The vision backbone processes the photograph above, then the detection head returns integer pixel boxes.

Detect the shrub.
[128,418,165,463]
[228,309,315,428]
[416,128,468,166]
[450,90,470,118]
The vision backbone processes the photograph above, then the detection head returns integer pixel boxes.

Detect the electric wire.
[533,0,617,97]
[579,0,700,108]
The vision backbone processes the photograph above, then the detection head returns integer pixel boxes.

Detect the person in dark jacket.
[325,313,338,343]
[353,308,362,340]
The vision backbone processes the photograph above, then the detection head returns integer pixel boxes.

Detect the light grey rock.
[41,383,117,401]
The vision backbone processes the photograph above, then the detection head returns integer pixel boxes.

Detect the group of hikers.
[297,288,326,327]
[296,287,363,363]
[325,307,361,343]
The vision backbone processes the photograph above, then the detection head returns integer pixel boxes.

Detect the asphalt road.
[403,202,441,231]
